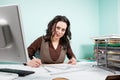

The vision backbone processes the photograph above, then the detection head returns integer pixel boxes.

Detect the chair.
[105,75,120,80]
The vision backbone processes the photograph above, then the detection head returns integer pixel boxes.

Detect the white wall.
[0,0,99,60]
[118,0,120,31]
[99,0,119,35]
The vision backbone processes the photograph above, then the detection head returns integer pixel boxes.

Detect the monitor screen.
[0,5,29,64]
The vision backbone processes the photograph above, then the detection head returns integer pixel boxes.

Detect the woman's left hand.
[68,57,77,65]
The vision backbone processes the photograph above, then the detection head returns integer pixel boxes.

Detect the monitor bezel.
[0,4,29,64]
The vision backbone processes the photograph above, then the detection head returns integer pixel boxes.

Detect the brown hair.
[44,15,71,49]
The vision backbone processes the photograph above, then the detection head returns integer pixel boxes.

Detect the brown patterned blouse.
[27,36,76,61]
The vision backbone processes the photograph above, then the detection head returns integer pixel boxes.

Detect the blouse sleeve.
[66,42,76,59]
[27,36,42,59]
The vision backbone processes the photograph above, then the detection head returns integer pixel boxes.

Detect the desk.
[0,61,119,80]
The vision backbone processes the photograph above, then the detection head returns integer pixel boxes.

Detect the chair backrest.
[105,75,120,80]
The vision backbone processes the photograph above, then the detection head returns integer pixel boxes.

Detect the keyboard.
[0,68,35,77]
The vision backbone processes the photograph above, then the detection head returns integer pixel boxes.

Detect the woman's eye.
[62,29,65,32]
[56,27,60,30]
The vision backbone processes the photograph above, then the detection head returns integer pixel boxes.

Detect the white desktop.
[0,61,120,80]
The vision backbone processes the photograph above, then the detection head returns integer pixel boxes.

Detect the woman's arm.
[27,37,43,67]
[27,37,42,59]
[66,43,77,65]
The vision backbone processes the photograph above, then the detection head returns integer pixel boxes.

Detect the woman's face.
[52,21,67,40]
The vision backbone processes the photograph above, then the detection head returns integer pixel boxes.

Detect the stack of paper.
[92,34,120,40]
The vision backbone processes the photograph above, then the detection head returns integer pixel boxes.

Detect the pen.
[42,65,51,72]
[33,56,37,59]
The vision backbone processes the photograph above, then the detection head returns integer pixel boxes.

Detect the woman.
[26,15,77,67]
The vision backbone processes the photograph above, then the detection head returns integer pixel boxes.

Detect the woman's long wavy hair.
[44,15,71,49]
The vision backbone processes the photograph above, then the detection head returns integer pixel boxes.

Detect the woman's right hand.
[26,58,42,68]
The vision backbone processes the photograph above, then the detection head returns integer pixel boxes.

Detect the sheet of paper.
[0,72,18,80]
[42,63,93,75]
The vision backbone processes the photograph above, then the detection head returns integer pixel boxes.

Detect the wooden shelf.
[107,51,120,55]
[108,58,120,63]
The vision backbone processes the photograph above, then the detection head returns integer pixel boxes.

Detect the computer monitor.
[0,5,29,64]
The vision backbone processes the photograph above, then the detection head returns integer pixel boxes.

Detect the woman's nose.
[58,29,62,34]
